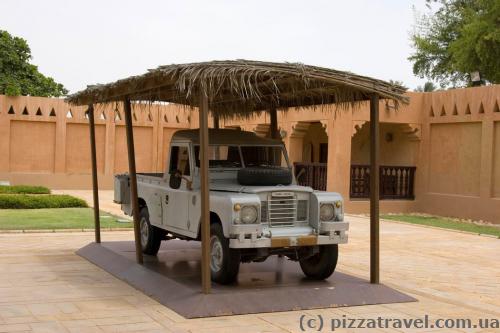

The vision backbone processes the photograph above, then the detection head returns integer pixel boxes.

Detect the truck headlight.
[240,205,258,224]
[320,203,335,221]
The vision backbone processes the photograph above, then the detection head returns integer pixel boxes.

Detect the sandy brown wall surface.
[0,95,190,189]
[1,86,499,222]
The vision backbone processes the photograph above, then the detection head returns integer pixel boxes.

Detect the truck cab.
[115,129,349,284]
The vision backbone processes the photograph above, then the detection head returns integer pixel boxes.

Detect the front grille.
[265,192,297,227]
[297,200,308,221]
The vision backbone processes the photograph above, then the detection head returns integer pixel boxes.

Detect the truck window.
[194,145,242,168]
[169,146,190,176]
[241,146,287,167]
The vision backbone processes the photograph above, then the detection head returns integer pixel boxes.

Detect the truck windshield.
[195,145,242,168]
[194,145,288,168]
[241,146,287,167]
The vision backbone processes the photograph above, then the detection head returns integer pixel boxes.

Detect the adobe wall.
[1,85,498,222]
[0,95,190,189]
[222,93,425,216]
[223,88,499,222]
[416,86,500,223]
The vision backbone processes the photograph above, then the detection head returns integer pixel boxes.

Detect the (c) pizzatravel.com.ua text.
[299,314,500,331]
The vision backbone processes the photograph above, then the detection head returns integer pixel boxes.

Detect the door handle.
[165,195,169,204]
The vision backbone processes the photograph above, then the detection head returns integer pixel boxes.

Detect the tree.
[0,30,67,96]
[415,81,438,92]
[409,0,500,87]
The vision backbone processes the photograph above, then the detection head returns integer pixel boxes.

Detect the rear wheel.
[210,223,240,284]
[299,244,338,280]
[139,207,162,255]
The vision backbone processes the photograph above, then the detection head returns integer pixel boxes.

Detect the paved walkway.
[1,191,498,332]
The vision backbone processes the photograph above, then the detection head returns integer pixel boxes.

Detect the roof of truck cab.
[171,129,284,145]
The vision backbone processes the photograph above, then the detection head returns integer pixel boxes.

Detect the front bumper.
[229,221,349,249]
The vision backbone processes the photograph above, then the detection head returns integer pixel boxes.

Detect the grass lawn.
[0,208,133,230]
[381,214,500,238]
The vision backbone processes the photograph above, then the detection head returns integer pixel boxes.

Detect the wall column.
[53,99,67,173]
[283,122,303,166]
[0,96,10,173]
[104,105,116,177]
[480,118,494,198]
[324,114,352,198]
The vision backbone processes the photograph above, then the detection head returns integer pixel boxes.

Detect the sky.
[0,0,430,94]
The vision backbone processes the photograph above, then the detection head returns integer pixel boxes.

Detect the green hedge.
[0,194,87,209]
[0,185,51,194]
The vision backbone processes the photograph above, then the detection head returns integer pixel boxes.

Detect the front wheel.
[210,223,240,284]
[139,207,162,255]
[299,244,338,280]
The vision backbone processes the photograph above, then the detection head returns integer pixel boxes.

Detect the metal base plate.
[77,240,416,318]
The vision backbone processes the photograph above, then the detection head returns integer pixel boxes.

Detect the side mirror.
[169,170,193,190]
[169,170,182,189]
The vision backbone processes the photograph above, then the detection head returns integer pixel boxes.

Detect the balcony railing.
[350,165,416,200]
[294,162,327,191]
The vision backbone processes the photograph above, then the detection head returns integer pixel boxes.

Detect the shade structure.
[67,59,408,294]
[67,60,407,114]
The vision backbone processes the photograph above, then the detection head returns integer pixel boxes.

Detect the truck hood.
[209,178,314,193]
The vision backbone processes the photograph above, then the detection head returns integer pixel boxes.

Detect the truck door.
[162,144,194,237]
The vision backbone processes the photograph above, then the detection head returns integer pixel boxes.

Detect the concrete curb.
[0,228,133,234]
[346,214,500,239]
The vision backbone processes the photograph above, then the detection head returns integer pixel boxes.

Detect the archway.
[290,121,328,190]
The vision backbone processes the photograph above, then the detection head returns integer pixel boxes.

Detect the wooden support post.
[124,98,143,264]
[369,94,380,284]
[213,114,220,129]
[199,91,211,294]
[88,104,101,243]
[269,107,280,164]
[269,107,279,139]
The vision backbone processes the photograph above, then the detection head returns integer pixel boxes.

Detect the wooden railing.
[350,165,416,200]
[294,162,327,191]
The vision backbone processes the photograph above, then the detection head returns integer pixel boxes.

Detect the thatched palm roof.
[67,60,408,118]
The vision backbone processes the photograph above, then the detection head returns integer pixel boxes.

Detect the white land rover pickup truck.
[115,129,349,284]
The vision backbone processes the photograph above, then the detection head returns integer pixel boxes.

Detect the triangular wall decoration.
[478,102,485,114]
[100,111,106,120]
[36,107,43,116]
[148,112,153,122]
[465,104,471,115]
[8,106,15,114]
[452,104,458,115]
[49,108,56,116]
[66,110,73,118]
[494,100,500,113]
[22,107,29,115]
[133,113,138,121]
[429,106,435,117]
[440,106,446,116]
[163,114,168,122]
[115,110,122,121]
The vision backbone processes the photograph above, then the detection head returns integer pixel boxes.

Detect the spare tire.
[237,167,292,186]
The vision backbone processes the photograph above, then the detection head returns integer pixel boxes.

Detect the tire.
[237,167,292,186]
[299,245,338,280]
[139,207,162,255]
[210,223,240,284]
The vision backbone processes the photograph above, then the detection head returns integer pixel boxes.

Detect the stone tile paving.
[0,192,498,332]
